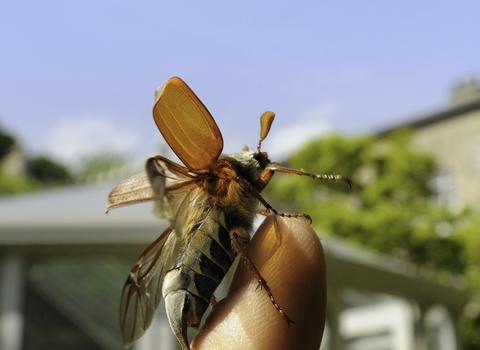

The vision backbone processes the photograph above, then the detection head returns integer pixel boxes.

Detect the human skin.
[191,215,327,350]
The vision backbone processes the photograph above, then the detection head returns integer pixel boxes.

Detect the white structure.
[0,185,470,350]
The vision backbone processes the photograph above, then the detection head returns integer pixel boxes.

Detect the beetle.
[106,77,351,349]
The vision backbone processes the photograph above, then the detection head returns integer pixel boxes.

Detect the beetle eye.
[252,152,263,162]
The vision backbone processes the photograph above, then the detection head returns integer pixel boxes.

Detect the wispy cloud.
[264,103,337,161]
[39,114,140,167]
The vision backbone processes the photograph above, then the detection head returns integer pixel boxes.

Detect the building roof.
[377,97,480,135]
[323,235,469,312]
[0,183,163,245]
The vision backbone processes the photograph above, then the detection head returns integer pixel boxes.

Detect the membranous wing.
[120,155,210,346]
[146,155,209,238]
[106,172,154,212]
[120,226,176,347]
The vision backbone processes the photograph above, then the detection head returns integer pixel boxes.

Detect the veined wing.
[121,156,208,346]
[120,226,177,347]
[147,155,209,237]
[106,172,154,213]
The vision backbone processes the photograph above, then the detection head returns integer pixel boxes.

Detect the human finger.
[191,215,327,350]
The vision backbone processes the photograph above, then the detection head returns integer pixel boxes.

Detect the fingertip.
[193,215,326,350]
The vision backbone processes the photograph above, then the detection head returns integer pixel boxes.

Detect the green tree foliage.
[76,153,129,183]
[456,217,480,348]
[0,172,41,195]
[26,156,74,186]
[0,127,43,195]
[0,155,74,196]
[268,129,480,347]
[458,217,480,290]
[267,129,467,273]
[0,128,15,159]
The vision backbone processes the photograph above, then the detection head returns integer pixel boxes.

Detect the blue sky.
[1,2,479,166]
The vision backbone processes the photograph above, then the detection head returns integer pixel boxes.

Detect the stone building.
[379,79,480,212]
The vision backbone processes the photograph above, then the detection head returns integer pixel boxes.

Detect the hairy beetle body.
[107,77,351,349]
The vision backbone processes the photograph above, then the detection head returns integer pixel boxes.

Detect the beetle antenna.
[257,111,275,153]
[257,139,264,153]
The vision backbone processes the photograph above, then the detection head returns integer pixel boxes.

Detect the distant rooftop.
[0,183,163,245]
[450,78,480,107]
[378,78,480,135]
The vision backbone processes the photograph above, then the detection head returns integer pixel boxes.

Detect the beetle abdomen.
[162,207,240,348]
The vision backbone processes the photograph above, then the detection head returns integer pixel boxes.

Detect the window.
[430,173,456,207]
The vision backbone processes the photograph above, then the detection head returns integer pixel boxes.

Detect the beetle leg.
[237,176,312,223]
[257,208,270,216]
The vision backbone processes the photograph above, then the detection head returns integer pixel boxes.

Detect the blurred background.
[1,2,480,349]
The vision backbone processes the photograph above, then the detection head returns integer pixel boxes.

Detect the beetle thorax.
[203,160,242,205]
